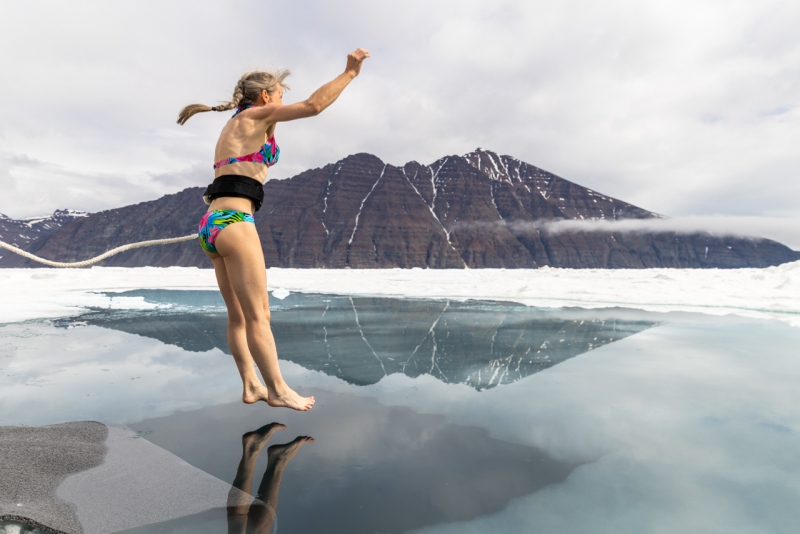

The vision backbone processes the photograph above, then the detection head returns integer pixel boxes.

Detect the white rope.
[0,233,199,268]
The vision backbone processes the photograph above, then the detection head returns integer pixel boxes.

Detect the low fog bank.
[455,216,799,250]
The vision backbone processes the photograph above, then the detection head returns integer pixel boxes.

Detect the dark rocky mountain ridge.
[0,209,87,251]
[1,149,797,269]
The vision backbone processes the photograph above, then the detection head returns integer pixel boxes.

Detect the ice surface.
[0,523,46,534]
[59,426,249,534]
[1,262,798,326]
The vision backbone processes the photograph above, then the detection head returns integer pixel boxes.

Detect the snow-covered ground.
[2,262,798,326]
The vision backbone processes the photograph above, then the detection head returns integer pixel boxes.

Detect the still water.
[1,291,799,533]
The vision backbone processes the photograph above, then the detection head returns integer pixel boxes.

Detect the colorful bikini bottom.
[198,210,255,254]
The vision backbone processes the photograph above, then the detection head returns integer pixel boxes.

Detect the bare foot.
[242,382,271,405]
[242,423,286,455]
[267,386,315,411]
[267,436,315,466]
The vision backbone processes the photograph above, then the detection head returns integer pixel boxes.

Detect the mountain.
[0,209,88,251]
[1,150,797,269]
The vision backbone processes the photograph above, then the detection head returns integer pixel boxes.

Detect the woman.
[178,48,370,411]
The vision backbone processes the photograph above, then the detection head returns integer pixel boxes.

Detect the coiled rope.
[0,233,199,268]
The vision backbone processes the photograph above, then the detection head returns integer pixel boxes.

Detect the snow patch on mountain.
[0,209,89,250]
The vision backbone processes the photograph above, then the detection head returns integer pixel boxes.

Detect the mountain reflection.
[66,291,656,390]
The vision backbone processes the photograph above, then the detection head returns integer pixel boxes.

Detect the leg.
[209,254,269,404]
[226,423,286,533]
[248,436,315,532]
[215,222,315,411]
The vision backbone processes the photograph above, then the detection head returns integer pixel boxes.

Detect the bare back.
[214,114,277,183]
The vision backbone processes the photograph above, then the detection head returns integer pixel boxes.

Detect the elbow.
[306,101,323,116]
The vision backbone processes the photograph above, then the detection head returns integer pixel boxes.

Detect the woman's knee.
[228,310,246,329]
[245,308,271,329]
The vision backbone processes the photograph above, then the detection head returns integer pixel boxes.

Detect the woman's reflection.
[227,423,314,534]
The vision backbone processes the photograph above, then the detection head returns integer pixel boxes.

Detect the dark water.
[3,291,800,533]
[122,391,578,533]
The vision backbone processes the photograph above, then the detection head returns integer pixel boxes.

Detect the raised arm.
[250,48,370,123]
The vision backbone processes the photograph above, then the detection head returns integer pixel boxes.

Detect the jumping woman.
[178,48,370,411]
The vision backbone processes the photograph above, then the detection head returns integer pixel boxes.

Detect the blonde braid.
[212,78,246,112]
[177,70,290,125]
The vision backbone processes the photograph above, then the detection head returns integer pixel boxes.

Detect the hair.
[177,69,291,125]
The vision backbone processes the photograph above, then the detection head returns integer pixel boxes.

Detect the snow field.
[1,262,798,326]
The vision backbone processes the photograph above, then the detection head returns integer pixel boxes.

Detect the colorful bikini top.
[212,104,280,169]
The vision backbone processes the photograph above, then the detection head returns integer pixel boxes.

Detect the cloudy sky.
[1,0,798,247]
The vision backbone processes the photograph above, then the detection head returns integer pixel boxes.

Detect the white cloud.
[458,215,800,249]
[0,0,797,244]
[545,215,799,241]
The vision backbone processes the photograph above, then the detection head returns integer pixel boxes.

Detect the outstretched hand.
[345,48,370,77]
